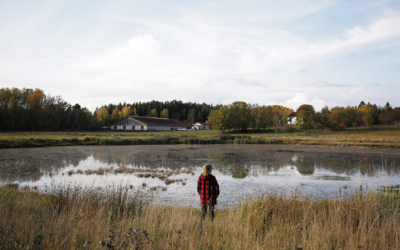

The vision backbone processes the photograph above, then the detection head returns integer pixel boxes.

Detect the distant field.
[0,129,217,140]
[0,125,400,148]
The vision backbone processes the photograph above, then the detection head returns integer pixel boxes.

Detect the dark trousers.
[201,205,215,220]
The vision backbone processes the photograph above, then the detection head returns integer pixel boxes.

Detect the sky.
[0,0,400,112]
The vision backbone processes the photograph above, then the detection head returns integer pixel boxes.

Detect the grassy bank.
[1,125,400,148]
[1,186,400,249]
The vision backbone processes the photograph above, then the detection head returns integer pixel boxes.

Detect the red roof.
[131,117,190,127]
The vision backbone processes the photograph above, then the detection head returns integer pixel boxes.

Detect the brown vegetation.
[1,186,400,249]
[65,166,195,186]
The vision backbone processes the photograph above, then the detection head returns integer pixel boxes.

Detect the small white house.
[287,112,297,124]
[193,122,209,130]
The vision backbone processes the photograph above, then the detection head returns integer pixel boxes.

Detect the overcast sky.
[1,0,400,112]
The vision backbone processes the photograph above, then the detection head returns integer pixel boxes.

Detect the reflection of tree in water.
[295,155,315,175]
[0,148,89,183]
[92,149,201,169]
[302,153,390,177]
[232,169,249,179]
[210,151,295,178]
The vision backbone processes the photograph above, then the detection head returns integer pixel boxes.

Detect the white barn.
[193,122,209,130]
[110,116,191,131]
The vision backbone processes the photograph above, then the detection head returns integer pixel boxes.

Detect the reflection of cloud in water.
[1,145,400,206]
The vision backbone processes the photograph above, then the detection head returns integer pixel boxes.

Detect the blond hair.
[202,164,212,176]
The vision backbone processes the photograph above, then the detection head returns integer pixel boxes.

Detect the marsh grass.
[1,185,400,249]
[1,125,400,148]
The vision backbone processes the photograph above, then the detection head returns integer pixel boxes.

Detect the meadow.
[1,125,400,148]
[1,185,400,249]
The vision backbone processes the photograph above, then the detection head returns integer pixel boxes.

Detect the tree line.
[297,101,400,132]
[206,102,293,132]
[0,88,220,131]
[1,87,400,132]
[206,101,400,132]
[95,100,220,127]
[0,88,91,131]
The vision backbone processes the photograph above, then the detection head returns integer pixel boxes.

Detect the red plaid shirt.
[197,174,220,206]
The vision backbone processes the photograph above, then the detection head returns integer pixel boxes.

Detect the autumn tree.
[271,105,292,124]
[296,104,315,114]
[132,107,138,116]
[388,108,400,122]
[121,106,132,118]
[27,88,45,111]
[111,107,121,124]
[321,106,333,130]
[296,104,315,132]
[96,107,110,126]
[250,104,260,132]
[160,108,169,118]
[261,106,273,130]
[311,112,324,132]
[229,101,251,131]
[344,106,359,128]
[361,104,377,127]
[330,107,345,128]
[206,106,231,132]
[148,108,158,117]
[272,107,285,136]
[206,109,220,131]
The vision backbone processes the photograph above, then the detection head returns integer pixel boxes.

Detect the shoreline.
[1,136,399,149]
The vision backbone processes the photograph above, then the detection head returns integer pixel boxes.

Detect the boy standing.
[197,164,220,220]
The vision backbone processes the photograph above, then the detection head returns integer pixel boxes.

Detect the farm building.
[110,116,191,131]
[287,112,297,124]
[193,122,209,130]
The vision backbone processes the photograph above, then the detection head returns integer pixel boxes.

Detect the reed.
[1,185,400,249]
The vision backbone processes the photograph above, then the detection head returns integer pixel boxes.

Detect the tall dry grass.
[1,185,400,249]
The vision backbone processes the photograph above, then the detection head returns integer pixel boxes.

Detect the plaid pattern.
[197,174,220,206]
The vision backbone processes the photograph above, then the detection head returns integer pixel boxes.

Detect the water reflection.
[1,145,400,182]
[1,145,400,206]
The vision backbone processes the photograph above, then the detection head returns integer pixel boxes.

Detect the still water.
[1,145,400,207]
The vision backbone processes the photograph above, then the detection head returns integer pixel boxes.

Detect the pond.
[1,145,400,207]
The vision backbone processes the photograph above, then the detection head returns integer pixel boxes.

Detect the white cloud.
[344,17,400,45]
[75,35,160,70]
[71,15,400,85]
[1,0,400,111]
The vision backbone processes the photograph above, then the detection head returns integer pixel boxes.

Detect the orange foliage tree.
[148,109,158,117]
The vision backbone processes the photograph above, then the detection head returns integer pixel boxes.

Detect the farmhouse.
[110,116,191,131]
[193,122,209,130]
[287,112,297,124]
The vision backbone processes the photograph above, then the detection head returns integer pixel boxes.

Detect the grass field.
[1,185,400,249]
[1,125,400,148]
